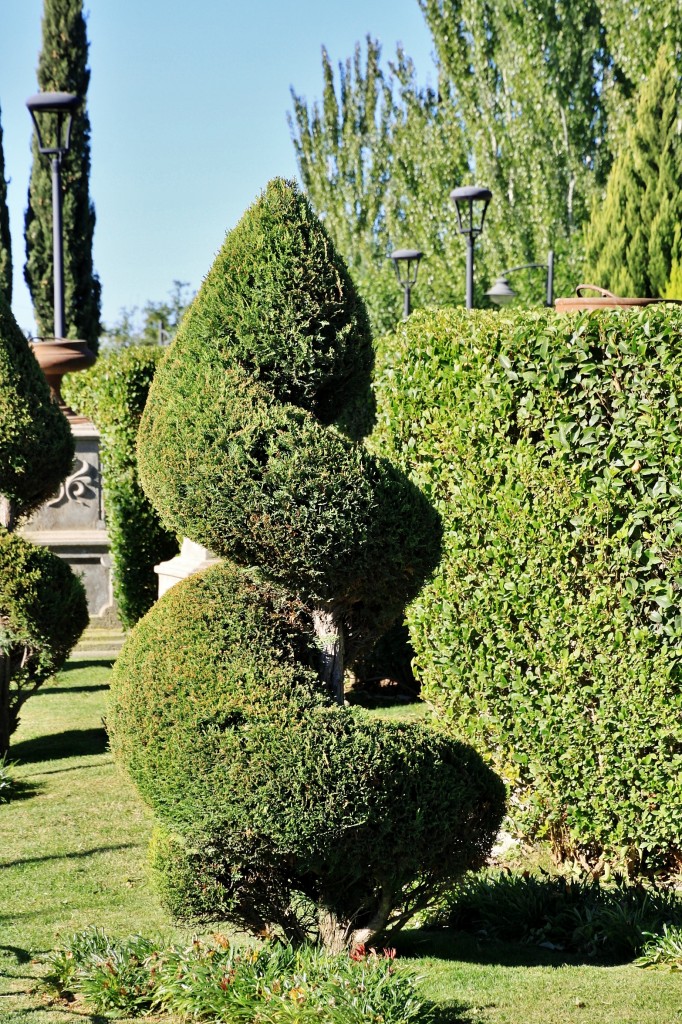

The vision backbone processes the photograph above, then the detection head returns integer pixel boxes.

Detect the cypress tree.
[0,107,11,305]
[24,0,101,350]
[584,45,682,296]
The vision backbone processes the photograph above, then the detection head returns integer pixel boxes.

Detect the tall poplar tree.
[584,46,682,297]
[24,0,101,350]
[0,107,11,305]
[290,40,470,331]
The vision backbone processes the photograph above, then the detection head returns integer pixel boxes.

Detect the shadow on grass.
[1,842,136,870]
[0,777,43,803]
[10,729,108,765]
[0,945,32,965]
[395,928,587,969]
[38,684,110,696]
[63,659,116,671]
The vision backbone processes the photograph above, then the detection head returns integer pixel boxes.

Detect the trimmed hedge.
[0,292,73,520]
[109,564,505,945]
[0,529,88,752]
[372,305,682,874]
[62,347,178,627]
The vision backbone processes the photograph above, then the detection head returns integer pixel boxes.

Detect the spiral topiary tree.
[0,292,88,753]
[108,179,505,950]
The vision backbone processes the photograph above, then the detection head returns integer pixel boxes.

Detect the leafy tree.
[598,0,682,142]
[24,0,101,350]
[584,46,682,297]
[290,39,472,331]
[0,108,11,305]
[100,281,193,350]
[291,6,610,321]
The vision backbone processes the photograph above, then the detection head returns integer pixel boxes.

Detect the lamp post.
[390,248,423,319]
[450,185,492,309]
[485,251,555,307]
[26,91,80,340]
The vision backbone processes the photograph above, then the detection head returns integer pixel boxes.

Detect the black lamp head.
[26,91,80,155]
[390,248,424,287]
[450,185,493,237]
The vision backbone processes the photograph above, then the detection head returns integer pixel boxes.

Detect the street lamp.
[26,91,81,340]
[390,248,423,319]
[486,251,555,307]
[450,185,492,309]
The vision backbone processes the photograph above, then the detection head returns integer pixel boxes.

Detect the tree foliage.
[100,281,193,350]
[24,0,101,350]
[290,40,470,331]
[290,4,682,324]
[0,108,11,305]
[584,46,682,297]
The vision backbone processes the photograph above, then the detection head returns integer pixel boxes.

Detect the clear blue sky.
[0,1,436,337]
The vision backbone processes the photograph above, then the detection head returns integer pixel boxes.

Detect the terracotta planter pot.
[555,284,679,313]
[30,337,96,413]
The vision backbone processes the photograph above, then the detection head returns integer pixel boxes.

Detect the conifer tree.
[584,46,682,296]
[24,0,101,350]
[0,108,11,305]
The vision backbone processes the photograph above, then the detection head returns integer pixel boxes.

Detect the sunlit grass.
[2,660,682,1023]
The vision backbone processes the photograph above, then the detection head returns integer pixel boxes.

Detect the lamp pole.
[450,186,492,309]
[390,248,424,319]
[26,91,80,340]
[485,251,555,307]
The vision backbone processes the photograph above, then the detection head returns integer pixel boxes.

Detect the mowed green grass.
[1,661,681,1023]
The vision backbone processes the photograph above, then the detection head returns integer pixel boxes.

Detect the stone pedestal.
[155,538,220,597]
[21,417,120,626]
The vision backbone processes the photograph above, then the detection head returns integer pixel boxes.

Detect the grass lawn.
[2,660,681,1023]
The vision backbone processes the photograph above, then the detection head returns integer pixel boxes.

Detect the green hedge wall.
[63,348,178,628]
[372,305,682,874]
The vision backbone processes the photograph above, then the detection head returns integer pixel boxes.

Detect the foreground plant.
[44,930,436,1023]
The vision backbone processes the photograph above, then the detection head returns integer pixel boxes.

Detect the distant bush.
[63,346,178,627]
[437,870,682,962]
[372,305,682,874]
[0,529,88,753]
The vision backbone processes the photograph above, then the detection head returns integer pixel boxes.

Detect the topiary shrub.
[110,563,504,948]
[0,294,87,754]
[62,346,178,627]
[372,304,682,875]
[109,178,506,949]
[0,292,73,527]
[0,529,88,754]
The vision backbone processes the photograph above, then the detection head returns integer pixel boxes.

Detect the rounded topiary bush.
[0,529,88,752]
[110,179,505,948]
[0,292,73,523]
[109,564,505,948]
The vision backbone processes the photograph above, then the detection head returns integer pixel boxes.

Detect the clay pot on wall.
[555,284,679,313]
[30,338,96,419]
